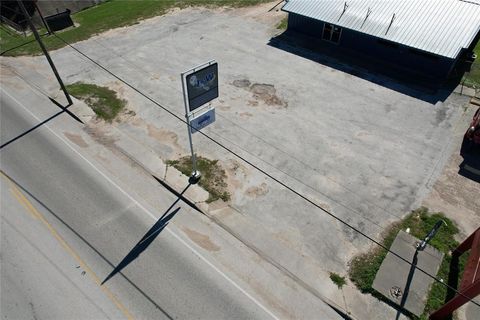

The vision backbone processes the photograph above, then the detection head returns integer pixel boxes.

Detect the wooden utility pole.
[17,0,72,105]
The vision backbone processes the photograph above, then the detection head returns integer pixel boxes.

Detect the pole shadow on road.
[101,183,191,285]
[0,98,82,149]
[0,170,174,319]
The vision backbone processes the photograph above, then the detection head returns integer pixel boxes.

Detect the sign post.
[181,60,218,183]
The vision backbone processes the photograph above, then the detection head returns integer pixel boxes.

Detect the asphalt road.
[0,89,277,320]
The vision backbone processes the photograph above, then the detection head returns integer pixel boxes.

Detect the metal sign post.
[180,60,218,184]
[181,80,201,183]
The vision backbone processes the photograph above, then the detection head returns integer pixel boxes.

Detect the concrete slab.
[373,230,444,316]
[1,4,472,319]
[2,6,467,268]
[455,85,477,98]
[465,298,480,320]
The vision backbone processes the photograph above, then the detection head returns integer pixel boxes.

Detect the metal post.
[181,72,201,184]
[17,0,72,105]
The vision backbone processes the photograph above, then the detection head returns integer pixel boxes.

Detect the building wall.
[31,0,106,29]
[287,13,455,79]
[36,1,103,17]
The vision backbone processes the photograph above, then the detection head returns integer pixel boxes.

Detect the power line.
[78,36,405,223]
[0,31,49,56]
[52,33,480,309]
[70,36,445,262]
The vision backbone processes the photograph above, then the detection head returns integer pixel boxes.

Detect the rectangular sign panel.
[185,62,218,112]
[190,107,215,134]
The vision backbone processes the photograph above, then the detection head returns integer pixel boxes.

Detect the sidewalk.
[1,55,415,319]
[0,65,345,319]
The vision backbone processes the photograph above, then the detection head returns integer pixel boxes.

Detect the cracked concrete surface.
[1,2,474,319]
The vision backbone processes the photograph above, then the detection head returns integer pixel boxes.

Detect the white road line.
[1,89,280,320]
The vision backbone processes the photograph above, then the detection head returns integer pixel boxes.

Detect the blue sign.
[190,107,216,134]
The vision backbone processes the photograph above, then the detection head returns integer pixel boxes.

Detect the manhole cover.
[390,286,403,299]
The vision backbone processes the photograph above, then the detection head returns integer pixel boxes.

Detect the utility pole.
[33,1,52,35]
[17,0,72,105]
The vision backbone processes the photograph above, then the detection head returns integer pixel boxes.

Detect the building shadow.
[268,31,461,104]
[459,158,480,184]
[101,183,191,285]
[1,97,81,149]
[459,144,480,183]
[326,302,353,320]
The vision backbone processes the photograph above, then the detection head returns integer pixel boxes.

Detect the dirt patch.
[147,124,182,152]
[243,277,294,319]
[83,125,117,148]
[233,79,251,88]
[246,182,269,198]
[64,132,89,148]
[0,65,28,90]
[182,227,220,252]
[131,118,144,127]
[250,83,282,106]
[239,112,253,118]
[232,78,287,108]
[218,105,231,111]
[230,1,288,28]
[224,159,249,190]
[107,81,127,98]
[116,109,136,123]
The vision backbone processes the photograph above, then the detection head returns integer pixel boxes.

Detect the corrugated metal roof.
[282,0,480,58]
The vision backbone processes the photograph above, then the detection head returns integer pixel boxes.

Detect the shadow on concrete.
[102,183,191,285]
[0,170,174,319]
[395,250,418,320]
[326,302,354,320]
[152,175,201,213]
[0,98,82,149]
[268,31,461,104]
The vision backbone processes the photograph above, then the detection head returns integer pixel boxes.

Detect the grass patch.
[1,0,271,56]
[276,16,288,30]
[330,272,346,289]
[66,82,126,121]
[167,156,230,203]
[463,41,480,89]
[348,207,467,319]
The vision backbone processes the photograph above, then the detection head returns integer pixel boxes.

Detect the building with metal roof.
[282,0,480,80]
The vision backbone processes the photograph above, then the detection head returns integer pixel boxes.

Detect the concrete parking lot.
[1,3,470,318]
